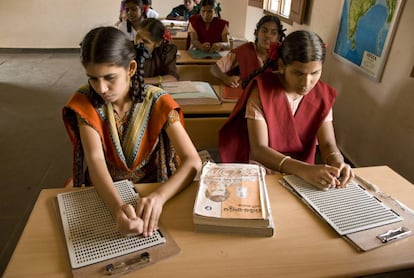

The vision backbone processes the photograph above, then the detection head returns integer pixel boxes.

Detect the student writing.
[219,30,354,190]
[63,26,201,237]
[166,0,198,21]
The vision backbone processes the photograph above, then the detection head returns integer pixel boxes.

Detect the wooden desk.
[176,50,224,85]
[170,31,188,50]
[4,166,414,277]
[180,85,234,149]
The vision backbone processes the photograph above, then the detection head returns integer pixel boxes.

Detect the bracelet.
[325,151,343,163]
[278,156,291,172]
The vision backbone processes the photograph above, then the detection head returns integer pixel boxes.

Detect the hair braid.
[133,43,150,102]
[242,58,277,89]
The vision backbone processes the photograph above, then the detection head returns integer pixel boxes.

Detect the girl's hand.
[135,192,166,237]
[209,43,221,53]
[298,164,342,190]
[336,162,354,187]
[201,42,211,52]
[116,204,144,236]
[224,76,240,88]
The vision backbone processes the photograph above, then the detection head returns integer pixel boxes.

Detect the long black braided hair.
[242,30,326,89]
[80,26,150,106]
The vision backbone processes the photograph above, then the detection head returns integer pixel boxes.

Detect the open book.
[193,162,274,236]
[162,81,222,105]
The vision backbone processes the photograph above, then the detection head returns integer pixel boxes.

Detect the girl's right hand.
[224,76,240,88]
[298,164,342,190]
[116,204,144,236]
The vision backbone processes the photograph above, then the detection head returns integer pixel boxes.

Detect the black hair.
[254,15,286,43]
[80,26,147,106]
[142,0,152,5]
[199,0,221,18]
[139,18,170,59]
[140,18,165,44]
[242,30,326,89]
[124,0,147,33]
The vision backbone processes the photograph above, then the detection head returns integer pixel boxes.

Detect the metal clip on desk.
[105,252,150,275]
[377,227,412,243]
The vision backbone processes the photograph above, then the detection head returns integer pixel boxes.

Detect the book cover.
[220,86,243,102]
[193,162,273,232]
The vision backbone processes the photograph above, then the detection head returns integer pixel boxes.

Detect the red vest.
[230,42,261,81]
[189,15,228,44]
[219,72,336,164]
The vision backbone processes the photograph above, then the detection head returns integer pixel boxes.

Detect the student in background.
[219,30,354,190]
[136,18,179,85]
[210,15,286,88]
[143,0,159,18]
[166,0,198,21]
[117,0,147,42]
[114,1,127,28]
[62,26,201,236]
[188,0,229,53]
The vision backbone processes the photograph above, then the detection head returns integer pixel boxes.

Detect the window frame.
[249,0,309,25]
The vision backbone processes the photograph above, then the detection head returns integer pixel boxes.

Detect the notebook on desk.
[56,180,180,276]
[280,175,414,251]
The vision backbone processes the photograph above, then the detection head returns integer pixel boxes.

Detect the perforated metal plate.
[282,175,403,235]
[57,180,166,268]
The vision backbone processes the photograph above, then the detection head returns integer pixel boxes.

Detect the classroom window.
[265,0,308,25]
[267,0,291,18]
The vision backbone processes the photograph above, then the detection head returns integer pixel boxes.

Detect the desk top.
[170,30,188,39]
[176,50,222,65]
[180,85,235,115]
[5,166,414,277]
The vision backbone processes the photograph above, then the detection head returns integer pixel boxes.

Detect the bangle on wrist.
[278,155,291,172]
[325,151,343,163]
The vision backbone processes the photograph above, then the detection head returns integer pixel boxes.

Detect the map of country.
[334,0,397,68]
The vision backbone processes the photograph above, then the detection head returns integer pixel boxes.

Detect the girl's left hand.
[135,192,165,237]
[336,163,355,187]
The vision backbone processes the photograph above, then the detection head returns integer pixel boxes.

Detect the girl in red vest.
[188,0,229,53]
[219,30,354,190]
[211,15,286,88]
